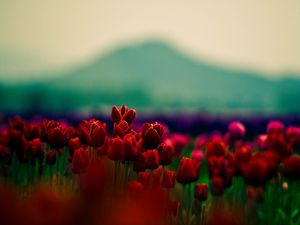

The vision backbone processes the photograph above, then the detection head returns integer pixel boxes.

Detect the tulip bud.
[194,183,208,201]
[138,172,151,189]
[72,148,89,174]
[142,122,164,149]
[45,149,56,166]
[162,170,176,189]
[176,157,200,184]
[107,137,124,161]
[158,143,174,165]
[47,126,65,149]
[146,150,159,170]
[210,176,224,196]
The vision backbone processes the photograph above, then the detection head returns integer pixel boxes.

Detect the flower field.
[0,105,300,225]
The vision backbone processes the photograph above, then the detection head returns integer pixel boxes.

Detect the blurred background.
[1,0,300,115]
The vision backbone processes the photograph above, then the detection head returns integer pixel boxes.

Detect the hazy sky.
[1,0,300,80]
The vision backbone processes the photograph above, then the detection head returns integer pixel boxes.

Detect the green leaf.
[292,209,300,220]
[277,208,287,223]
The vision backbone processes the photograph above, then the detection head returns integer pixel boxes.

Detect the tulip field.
[1,105,300,225]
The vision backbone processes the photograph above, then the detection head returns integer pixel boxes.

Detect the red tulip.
[176,157,201,184]
[246,186,255,200]
[145,150,159,170]
[68,137,81,152]
[47,126,65,149]
[242,157,271,186]
[45,149,56,166]
[256,134,268,150]
[194,183,208,201]
[8,116,26,131]
[72,147,89,174]
[138,172,151,189]
[127,181,144,198]
[267,120,284,135]
[162,170,176,189]
[286,126,300,150]
[283,155,300,179]
[123,134,142,160]
[111,105,136,125]
[142,122,164,149]
[96,136,110,156]
[107,137,124,161]
[191,149,203,162]
[158,143,174,165]
[77,119,107,147]
[152,166,163,187]
[165,133,190,157]
[133,152,147,172]
[40,120,60,142]
[227,121,246,139]
[194,135,208,149]
[168,200,180,217]
[210,176,224,196]
[63,126,77,143]
[206,137,228,159]
[113,120,132,138]
[24,122,41,140]
[28,138,44,156]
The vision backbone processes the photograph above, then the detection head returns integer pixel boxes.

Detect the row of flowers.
[1,105,300,225]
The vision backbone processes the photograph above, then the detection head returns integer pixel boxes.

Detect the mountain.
[1,41,300,113]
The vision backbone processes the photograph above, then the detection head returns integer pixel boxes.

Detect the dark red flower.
[176,157,201,184]
[246,186,255,200]
[235,145,252,174]
[191,149,203,162]
[138,172,151,189]
[107,137,124,161]
[168,200,180,217]
[68,137,81,152]
[45,149,56,166]
[152,166,163,187]
[113,120,132,138]
[256,134,268,150]
[283,155,300,179]
[24,122,41,140]
[40,120,60,142]
[72,147,89,174]
[111,105,136,125]
[133,152,147,172]
[194,183,208,201]
[194,135,208,149]
[77,119,107,147]
[123,133,142,160]
[165,133,190,157]
[28,138,44,156]
[242,156,271,186]
[206,137,228,159]
[127,181,144,198]
[68,137,81,161]
[162,170,176,189]
[63,126,77,143]
[267,133,291,158]
[8,116,26,131]
[47,126,65,149]
[96,136,110,156]
[286,126,300,150]
[158,143,174,165]
[141,122,164,149]
[267,120,284,135]
[210,176,224,196]
[145,150,159,170]
[227,121,246,140]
